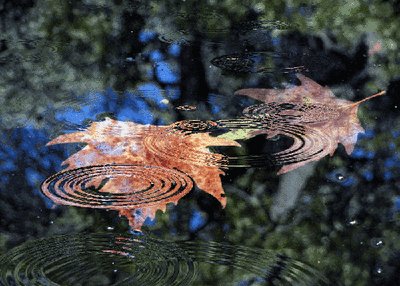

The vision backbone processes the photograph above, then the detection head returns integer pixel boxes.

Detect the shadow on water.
[0,233,328,286]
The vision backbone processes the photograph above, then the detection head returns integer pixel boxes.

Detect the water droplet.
[376,267,382,274]
[348,220,357,225]
[50,221,54,224]
[336,174,344,181]
[113,269,118,273]
[370,238,384,248]
[129,229,144,236]
[107,226,114,231]
[160,99,169,105]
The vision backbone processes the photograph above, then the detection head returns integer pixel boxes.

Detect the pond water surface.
[1,1,400,285]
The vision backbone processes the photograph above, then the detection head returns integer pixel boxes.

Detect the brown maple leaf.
[42,118,239,230]
[234,74,385,174]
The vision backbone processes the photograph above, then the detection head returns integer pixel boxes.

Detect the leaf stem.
[350,90,386,107]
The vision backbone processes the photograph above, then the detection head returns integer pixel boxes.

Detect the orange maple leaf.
[234,74,385,174]
[42,118,239,230]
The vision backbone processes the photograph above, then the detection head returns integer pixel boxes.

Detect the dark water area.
[1,1,400,285]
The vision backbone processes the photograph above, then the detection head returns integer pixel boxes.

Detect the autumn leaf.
[233,74,385,174]
[42,118,239,230]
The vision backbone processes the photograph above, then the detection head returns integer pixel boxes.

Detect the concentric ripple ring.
[40,164,194,209]
[0,234,196,286]
[243,103,340,124]
[170,120,219,132]
[0,234,329,286]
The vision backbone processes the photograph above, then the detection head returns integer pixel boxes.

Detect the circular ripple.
[170,119,219,132]
[236,20,292,32]
[175,105,197,111]
[217,103,340,169]
[0,234,329,286]
[0,234,195,286]
[210,52,304,74]
[243,103,340,124]
[211,53,259,73]
[217,117,272,130]
[158,30,194,45]
[40,165,194,209]
[271,125,328,164]
[226,124,328,169]
[218,116,328,169]
[143,128,227,168]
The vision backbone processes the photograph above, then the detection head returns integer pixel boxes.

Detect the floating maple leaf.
[234,74,385,174]
[42,118,239,230]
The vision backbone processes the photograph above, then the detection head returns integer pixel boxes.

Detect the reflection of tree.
[1,0,400,285]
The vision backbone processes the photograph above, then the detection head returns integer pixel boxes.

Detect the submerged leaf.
[42,118,239,230]
[234,74,385,174]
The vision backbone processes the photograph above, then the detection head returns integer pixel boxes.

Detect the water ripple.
[170,120,219,132]
[210,51,333,74]
[243,103,340,124]
[0,234,328,285]
[168,117,327,170]
[40,164,194,209]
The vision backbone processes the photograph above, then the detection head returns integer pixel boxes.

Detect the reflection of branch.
[226,185,253,201]
[270,162,316,222]
[228,184,278,237]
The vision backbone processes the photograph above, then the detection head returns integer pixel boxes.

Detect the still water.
[1,1,400,285]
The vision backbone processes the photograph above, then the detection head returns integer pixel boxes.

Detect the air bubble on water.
[113,269,118,273]
[50,221,54,224]
[107,226,115,231]
[160,99,169,105]
[376,267,382,274]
